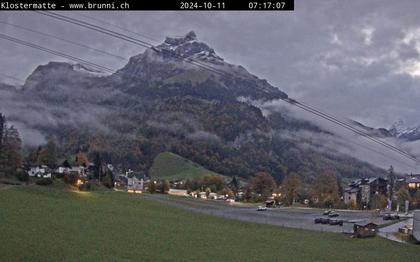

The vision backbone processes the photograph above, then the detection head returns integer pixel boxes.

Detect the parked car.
[329,219,343,226]
[320,218,330,224]
[257,206,267,211]
[314,218,322,224]
[328,212,339,218]
[383,213,400,220]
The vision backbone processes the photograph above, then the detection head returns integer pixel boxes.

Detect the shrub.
[102,172,114,189]
[79,182,91,191]
[148,181,156,193]
[16,171,29,182]
[63,173,78,185]
[36,178,53,186]
[53,172,64,179]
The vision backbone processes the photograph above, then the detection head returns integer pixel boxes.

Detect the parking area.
[143,194,387,233]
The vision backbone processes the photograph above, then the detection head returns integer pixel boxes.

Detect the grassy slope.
[0,186,419,261]
[149,152,222,180]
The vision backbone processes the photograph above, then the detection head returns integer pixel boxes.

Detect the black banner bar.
[0,0,294,11]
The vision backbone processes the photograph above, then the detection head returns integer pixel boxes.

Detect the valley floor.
[0,186,418,261]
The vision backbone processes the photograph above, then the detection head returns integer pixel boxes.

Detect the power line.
[291,99,420,163]
[0,33,115,73]
[35,11,152,49]
[35,11,230,77]
[73,12,160,44]
[284,98,420,165]
[0,21,126,61]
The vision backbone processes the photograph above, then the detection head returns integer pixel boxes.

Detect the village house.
[127,176,144,193]
[27,165,51,178]
[406,174,420,196]
[114,169,148,193]
[55,160,88,177]
[353,222,378,238]
[344,177,388,207]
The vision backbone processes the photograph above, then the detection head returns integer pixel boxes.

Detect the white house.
[28,165,51,178]
[56,165,86,177]
[127,176,143,193]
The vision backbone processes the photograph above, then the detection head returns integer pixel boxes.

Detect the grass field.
[148,152,222,180]
[0,186,419,261]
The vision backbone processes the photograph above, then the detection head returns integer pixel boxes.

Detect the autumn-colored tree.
[75,152,89,167]
[243,184,253,202]
[412,190,420,209]
[158,179,170,194]
[281,172,301,206]
[250,171,277,200]
[396,187,411,211]
[312,169,340,207]
[148,180,156,193]
[219,187,234,198]
[370,194,388,209]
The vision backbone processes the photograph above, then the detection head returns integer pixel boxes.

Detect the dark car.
[329,219,343,226]
[314,218,322,224]
[328,212,339,218]
[383,214,400,220]
[320,218,330,224]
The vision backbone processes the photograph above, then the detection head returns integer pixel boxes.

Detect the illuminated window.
[409,183,416,189]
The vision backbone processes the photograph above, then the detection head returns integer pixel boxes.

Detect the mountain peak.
[155,31,222,61]
[164,31,197,45]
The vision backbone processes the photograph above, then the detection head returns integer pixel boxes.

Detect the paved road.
[143,194,386,233]
[378,219,412,243]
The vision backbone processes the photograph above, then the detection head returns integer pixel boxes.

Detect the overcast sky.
[1,0,420,128]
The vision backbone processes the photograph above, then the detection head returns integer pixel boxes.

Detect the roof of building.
[406,174,420,183]
[344,187,360,193]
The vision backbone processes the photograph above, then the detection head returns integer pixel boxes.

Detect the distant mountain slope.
[149,152,222,180]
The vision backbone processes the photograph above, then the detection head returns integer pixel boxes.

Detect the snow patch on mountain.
[389,120,420,141]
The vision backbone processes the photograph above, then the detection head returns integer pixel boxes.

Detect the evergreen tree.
[2,126,23,176]
[93,152,103,181]
[46,139,57,168]
[0,113,5,150]
[388,165,395,199]
[0,113,6,176]
[229,175,240,193]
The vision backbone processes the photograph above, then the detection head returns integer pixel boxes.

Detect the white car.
[257,206,267,211]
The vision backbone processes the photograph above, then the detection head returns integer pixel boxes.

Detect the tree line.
[0,113,23,178]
